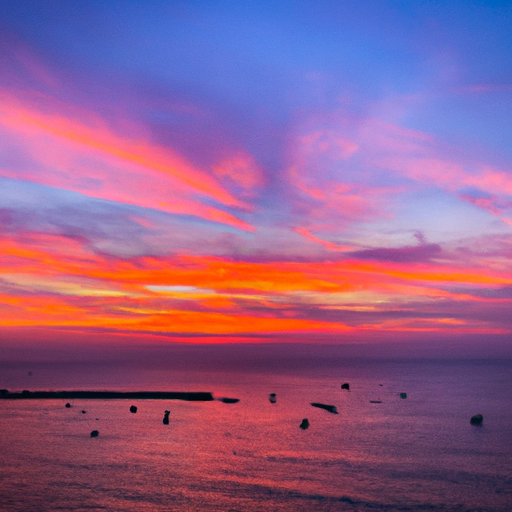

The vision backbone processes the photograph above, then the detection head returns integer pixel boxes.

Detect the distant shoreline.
[0,390,214,401]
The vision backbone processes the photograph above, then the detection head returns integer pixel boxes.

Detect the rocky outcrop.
[90,430,99,437]
[470,414,483,425]
[341,383,350,391]
[310,402,338,414]
[300,418,310,429]
[130,405,137,413]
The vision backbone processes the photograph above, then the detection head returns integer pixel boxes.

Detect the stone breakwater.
[0,390,214,401]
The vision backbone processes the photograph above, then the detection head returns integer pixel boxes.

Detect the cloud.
[294,227,355,252]
[458,191,512,216]
[349,243,442,263]
[212,151,265,195]
[0,91,256,231]
[359,118,512,221]
[285,128,394,229]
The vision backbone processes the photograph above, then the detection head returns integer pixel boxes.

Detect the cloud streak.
[0,92,256,231]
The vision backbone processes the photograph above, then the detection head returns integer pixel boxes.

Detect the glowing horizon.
[1,1,512,348]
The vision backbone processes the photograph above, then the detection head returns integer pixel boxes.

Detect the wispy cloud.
[0,92,256,231]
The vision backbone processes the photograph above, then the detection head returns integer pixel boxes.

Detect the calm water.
[0,358,511,511]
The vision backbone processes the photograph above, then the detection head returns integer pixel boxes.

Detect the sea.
[0,354,511,511]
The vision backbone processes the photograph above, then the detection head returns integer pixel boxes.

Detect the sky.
[1,0,512,356]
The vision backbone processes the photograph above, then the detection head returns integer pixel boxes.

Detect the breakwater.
[0,390,214,401]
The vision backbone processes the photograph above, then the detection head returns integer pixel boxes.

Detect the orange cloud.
[2,232,512,338]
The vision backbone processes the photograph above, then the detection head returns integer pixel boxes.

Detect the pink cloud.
[358,118,512,220]
[458,194,512,216]
[0,91,256,231]
[212,151,265,194]
[294,227,355,252]
[286,126,394,230]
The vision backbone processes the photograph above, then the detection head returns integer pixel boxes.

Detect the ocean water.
[0,358,511,511]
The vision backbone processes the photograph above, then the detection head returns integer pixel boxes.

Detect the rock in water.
[341,383,350,391]
[400,392,407,399]
[269,393,276,404]
[470,414,483,425]
[310,402,338,414]
[90,430,99,437]
[300,418,309,430]
[130,405,137,413]
[219,397,240,404]
[163,410,170,425]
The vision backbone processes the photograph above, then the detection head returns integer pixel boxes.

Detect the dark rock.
[163,410,170,425]
[269,393,276,404]
[470,414,483,425]
[310,402,338,414]
[90,430,99,437]
[130,405,137,413]
[65,402,71,408]
[219,397,240,404]
[0,389,8,396]
[81,410,86,414]
[341,383,350,391]
[400,393,407,399]
[379,384,383,387]
[300,418,310,430]
[370,400,382,404]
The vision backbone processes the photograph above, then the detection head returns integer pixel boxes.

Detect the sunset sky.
[1,1,511,352]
